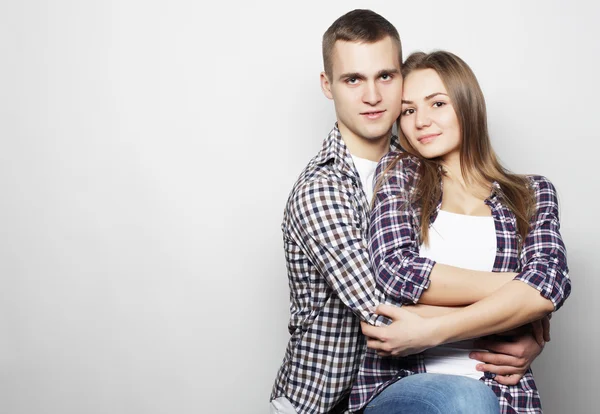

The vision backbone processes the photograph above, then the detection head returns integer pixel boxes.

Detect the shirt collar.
[315,123,401,176]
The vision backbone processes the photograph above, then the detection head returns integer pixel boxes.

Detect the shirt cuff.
[513,253,571,310]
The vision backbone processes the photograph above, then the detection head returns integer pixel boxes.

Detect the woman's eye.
[433,101,446,108]
[402,108,414,115]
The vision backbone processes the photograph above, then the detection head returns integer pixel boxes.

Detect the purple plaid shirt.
[270,126,402,413]
[349,153,571,413]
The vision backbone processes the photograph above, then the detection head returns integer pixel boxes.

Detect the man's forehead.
[330,38,401,77]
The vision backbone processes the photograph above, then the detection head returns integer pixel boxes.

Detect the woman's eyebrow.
[402,92,449,104]
[425,92,449,100]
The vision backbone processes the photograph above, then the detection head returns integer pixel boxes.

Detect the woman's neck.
[440,154,491,200]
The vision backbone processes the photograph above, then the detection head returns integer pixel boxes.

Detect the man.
[271,9,546,414]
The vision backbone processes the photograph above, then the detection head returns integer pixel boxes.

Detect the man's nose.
[363,81,382,105]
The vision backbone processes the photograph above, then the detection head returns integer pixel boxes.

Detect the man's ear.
[320,71,334,100]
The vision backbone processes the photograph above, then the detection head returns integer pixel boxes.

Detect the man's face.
[321,37,403,147]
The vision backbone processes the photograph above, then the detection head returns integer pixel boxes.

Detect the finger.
[475,363,526,377]
[494,374,522,386]
[531,320,545,347]
[374,304,404,320]
[361,322,385,340]
[469,351,525,368]
[366,337,385,350]
[542,315,551,342]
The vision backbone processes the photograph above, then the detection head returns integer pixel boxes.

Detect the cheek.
[441,111,460,131]
[399,118,412,137]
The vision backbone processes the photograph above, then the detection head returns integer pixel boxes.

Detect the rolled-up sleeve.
[368,154,435,304]
[514,176,571,310]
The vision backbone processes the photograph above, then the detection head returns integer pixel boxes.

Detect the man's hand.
[469,332,545,386]
[531,314,551,346]
[361,304,438,357]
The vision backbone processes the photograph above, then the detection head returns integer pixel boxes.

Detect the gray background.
[0,0,597,413]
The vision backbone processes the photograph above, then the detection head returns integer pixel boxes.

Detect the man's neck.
[338,125,391,162]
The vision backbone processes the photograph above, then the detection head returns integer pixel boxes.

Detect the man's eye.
[347,78,358,84]
[381,74,390,80]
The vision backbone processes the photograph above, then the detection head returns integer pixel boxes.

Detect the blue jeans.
[364,373,500,414]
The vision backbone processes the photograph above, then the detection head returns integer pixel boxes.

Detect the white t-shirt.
[351,154,379,203]
[419,210,497,379]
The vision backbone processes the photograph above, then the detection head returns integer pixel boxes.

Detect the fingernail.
[476,365,483,371]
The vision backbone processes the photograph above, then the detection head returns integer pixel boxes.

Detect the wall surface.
[0,1,597,413]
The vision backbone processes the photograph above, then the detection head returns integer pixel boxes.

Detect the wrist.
[427,316,447,348]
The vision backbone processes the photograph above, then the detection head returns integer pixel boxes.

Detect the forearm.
[403,304,463,318]
[432,280,554,346]
[418,263,517,306]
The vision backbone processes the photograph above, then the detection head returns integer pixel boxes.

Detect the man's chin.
[361,127,392,142]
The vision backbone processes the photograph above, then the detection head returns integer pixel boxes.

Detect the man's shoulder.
[288,159,351,205]
[282,155,357,226]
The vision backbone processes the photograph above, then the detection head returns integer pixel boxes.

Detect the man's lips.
[417,133,441,143]
[361,110,386,120]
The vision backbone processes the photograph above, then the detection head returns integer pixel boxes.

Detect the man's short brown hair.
[322,9,402,79]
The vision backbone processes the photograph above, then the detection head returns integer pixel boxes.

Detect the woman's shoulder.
[525,175,558,197]
[377,151,421,176]
[375,151,422,193]
[525,174,555,188]
[524,175,560,211]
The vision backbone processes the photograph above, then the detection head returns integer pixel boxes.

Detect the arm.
[362,176,571,356]
[402,304,462,318]
[434,176,571,343]
[369,156,516,306]
[404,305,550,384]
[419,264,516,306]
[432,280,553,345]
[287,178,396,324]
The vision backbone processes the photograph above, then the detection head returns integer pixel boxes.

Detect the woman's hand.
[361,304,440,357]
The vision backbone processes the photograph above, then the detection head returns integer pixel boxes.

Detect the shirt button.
[497,247,504,252]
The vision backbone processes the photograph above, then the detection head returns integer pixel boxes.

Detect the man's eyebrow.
[338,72,365,81]
[376,68,400,77]
[402,92,449,105]
[338,68,400,81]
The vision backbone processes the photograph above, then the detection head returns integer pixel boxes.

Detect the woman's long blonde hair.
[379,51,535,246]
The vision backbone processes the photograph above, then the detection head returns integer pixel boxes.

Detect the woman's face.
[399,69,461,161]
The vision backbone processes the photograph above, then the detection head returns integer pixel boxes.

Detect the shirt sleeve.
[286,177,395,325]
[513,176,571,310]
[368,154,436,305]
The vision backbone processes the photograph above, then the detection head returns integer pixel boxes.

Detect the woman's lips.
[417,133,441,144]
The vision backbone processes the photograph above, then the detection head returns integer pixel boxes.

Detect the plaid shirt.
[270,126,402,413]
[349,153,572,413]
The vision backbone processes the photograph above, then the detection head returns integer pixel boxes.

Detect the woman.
[353,51,571,413]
